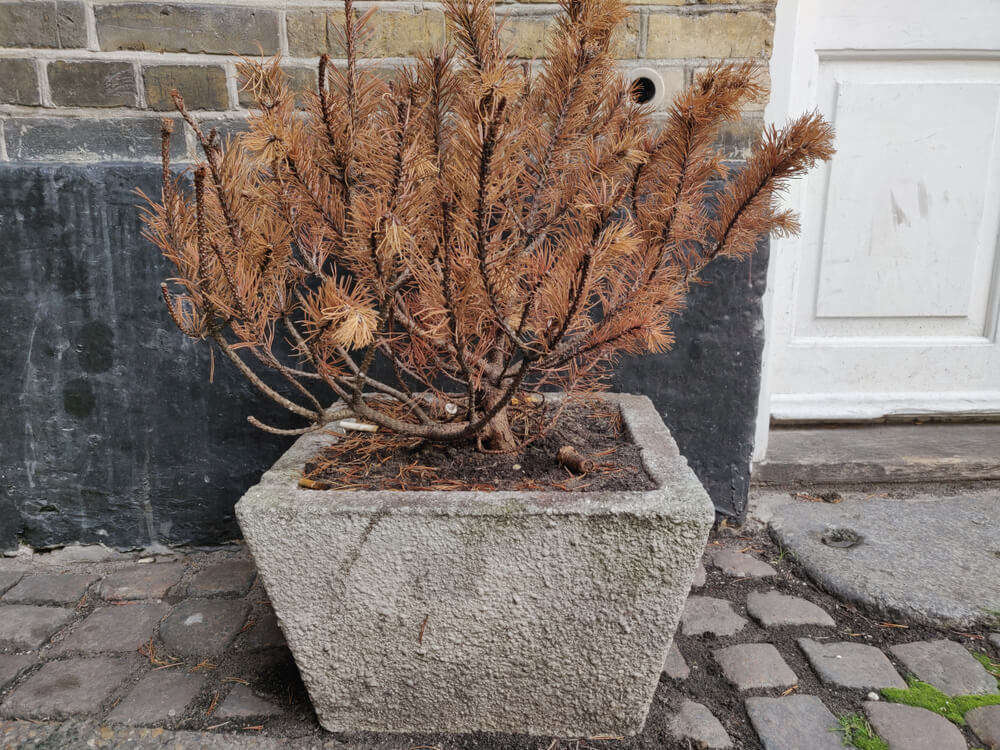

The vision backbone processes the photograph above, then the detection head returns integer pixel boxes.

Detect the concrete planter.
[236,393,713,737]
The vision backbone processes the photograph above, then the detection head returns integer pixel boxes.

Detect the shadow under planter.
[236,394,713,736]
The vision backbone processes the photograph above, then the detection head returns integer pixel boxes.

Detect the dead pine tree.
[139,0,834,459]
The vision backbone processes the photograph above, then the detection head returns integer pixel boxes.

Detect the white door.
[756,0,1000,455]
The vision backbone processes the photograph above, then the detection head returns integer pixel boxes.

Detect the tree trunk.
[481,396,518,453]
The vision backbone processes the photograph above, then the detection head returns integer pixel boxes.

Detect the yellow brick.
[286,9,348,57]
[626,0,685,5]
[496,14,551,58]
[646,11,773,59]
[610,11,640,59]
[366,8,446,57]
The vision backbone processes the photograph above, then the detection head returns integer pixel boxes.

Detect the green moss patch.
[835,714,888,750]
[881,677,1000,725]
[972,651,1000,687]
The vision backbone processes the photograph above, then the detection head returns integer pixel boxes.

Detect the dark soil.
[304,399,656,492]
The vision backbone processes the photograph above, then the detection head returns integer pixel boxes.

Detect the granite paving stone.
[890,639,998,695]
[747,590,835,628]
[663,643,690,680]
[97,564,183,601]
[745,695,843,750]
[160,599,250,657]
[0,657,131,719]
[53,602,169,654]
[186,560,255,597]
[0,572,24,596]
[710,549,776,578]
[2,574,96,605]
[864,701,966,750]
[669,699,732,749]
[214,685,284,719]
[681,596,747,637]
[692,562,706,588]
[0,655,36,691]
[715,644,797,690]
[0,605,75,649]
[239,610,286,651]
[966,704,1000,749]
[798,638,906,689]
[107,670,206,725]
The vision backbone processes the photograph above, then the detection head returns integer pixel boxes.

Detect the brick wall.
[0,0,775,161]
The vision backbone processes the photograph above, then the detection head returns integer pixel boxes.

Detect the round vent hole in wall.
[631,76,656,104]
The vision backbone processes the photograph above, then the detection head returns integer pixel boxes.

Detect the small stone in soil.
[709,549,776,578]
[691,562,706,588]
[669,699,732,749]
[663,643,689,680]
[966,704,1000,749]
[214,685,284,719]
[714,643,797,690]
[798,638,906,690]
[889,639,998,695]
[864,701,966,750]
[745,695,843,750]
[681,596,747,637]
[746,589,835,628]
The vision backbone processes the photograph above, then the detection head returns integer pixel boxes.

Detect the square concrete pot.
[236,393,713,737]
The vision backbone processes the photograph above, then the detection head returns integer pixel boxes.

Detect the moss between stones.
[880,676,1000,725]
[835,713,889,750]
[972,651,1000,688]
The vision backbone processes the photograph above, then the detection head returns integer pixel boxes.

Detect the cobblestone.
[2,573,96,604]
[0,605,74,649]
[159,599,249,657]
[0,655,35,691]
[186,560,254,597]
[966,704,1000,749]
[746,589,835,628]
[864,701,966,750]
[53,602,168,654]
[709,549,776,578]
[681,596,747,636]
[0,572,24,597]
[692,562,706,588]
[97,563,183,601]
[662,643,689,680]
[1,657,131,719]
[669,699,731,749]
[107,670,205,725]
[890,639,998,695]
[238,610,286,651]
[745,695,843,750]
[214,685,283,719]
[991,633,1000,650]
[798,638,906,690]
[714,643,797,690]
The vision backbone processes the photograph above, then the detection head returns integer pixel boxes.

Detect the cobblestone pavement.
[1,528,998,749]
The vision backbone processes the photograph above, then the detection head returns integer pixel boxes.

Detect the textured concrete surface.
[864,701,967,750]
[236,394,714,736]
[770,495,1000,628]
[755,423,1000,484]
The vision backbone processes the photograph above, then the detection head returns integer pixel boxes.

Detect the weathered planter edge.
[239,392,714,520]
[236,392,714,737]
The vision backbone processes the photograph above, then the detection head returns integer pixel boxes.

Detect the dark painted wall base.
[0,164,766,551]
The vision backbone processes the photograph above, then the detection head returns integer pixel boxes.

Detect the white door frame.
[753,0,1000,461]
